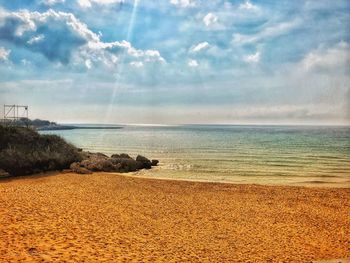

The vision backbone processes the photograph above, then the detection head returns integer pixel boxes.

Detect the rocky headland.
[0,125,158,177]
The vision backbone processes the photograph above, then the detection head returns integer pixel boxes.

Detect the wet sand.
[0,172,349,262]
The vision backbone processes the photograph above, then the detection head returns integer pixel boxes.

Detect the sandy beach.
[0,172,349,262]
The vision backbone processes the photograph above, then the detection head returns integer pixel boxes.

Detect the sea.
[40,125,350,187]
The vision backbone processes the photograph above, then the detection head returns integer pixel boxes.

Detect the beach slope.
[0,172,349,262]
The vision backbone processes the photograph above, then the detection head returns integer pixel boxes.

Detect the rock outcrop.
[70,152,158,174]
[151,160,159,166]
[136,155,152,169]
[69,162,92,174]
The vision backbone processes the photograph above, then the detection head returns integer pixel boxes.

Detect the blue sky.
[0,0,349,124]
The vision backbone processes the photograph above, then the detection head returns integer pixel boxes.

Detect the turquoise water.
[41,125,350,187]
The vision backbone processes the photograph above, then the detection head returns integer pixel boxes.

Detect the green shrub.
[0,126,82,176]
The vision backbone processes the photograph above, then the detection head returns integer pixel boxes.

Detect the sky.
[0,0,349,125]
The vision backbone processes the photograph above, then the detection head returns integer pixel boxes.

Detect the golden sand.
[0,172,349,262]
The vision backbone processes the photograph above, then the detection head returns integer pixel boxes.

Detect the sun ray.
[102,0,140,126]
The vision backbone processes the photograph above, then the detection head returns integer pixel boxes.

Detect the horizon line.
[57,122,350,127]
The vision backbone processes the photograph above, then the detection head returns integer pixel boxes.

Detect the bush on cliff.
[0,126,82,176]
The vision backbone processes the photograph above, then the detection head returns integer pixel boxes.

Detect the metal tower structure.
[3,105,29,126]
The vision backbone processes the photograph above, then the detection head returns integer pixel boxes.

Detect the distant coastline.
[0,117,123,131]
[37,125,123,131]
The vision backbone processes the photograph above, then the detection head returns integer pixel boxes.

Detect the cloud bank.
[0,0,349,125]
[0,9,165,68]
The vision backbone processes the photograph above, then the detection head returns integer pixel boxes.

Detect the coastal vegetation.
[0,125,82,176]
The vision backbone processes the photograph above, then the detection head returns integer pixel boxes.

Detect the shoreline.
[2,170,350,189]
[127,168,350,189]
[1,171,350,262]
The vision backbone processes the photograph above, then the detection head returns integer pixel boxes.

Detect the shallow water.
[41,125,350,187]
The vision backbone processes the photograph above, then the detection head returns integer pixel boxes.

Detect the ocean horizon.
[41,124,350,187]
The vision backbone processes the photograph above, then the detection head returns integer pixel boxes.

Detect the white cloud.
[85,59,92,69]
[42,0,65,6]
[27,34,45,45]
[244,51,260,63]
[0,47,10,61]
[21,59,31,66]
[77,0,91,7]
[301,42,350,71]
[188,42,225,59]
[203,13,218,27]
[190,42,210,53]
[188,59,198,67]
[77,0,124,8]
[130,61,144,68]
[232,19,300,45]
[87,40,165,67]
[170,0,196,8]
[239,1,258,11]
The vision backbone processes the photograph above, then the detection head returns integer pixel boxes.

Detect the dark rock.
[70,162,80,170]
[109,157,122,165]
[94,152,109,158]
[70,151,157,174]
[0,169,10,177]
[97,159,115,172]
[111,153,132,160]
[70,162,92,174]
[77,167,92,174]
[151,160,159,166]
[110,157,141,172]
[123,160,140,172]
[119,153,132,159]
[82,152,108,160]
[136,155,152,169]
[80,158,115,172]
[113,162,122,171]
